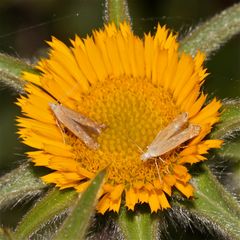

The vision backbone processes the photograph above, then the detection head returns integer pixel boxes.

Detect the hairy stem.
[104,0,131,26]
[0,53,34,93]
[180,3,240,57]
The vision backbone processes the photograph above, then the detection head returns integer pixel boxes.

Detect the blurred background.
[0,0,239,238]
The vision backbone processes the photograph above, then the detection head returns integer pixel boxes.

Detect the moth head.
[140,152,152,161]
[49,102,58,111]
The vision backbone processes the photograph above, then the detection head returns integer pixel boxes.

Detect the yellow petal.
[175,181,194,198]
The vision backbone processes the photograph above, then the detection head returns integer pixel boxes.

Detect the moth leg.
[163,164,170,174]
[55,118,66,144]
[154,159,162,183]
[158,156,165,163]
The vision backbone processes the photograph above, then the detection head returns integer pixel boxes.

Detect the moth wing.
[50,103,105,134]
[148,112,189,149]
[50,103,99,149]
[149,124,201,157]
[65,121,99,149]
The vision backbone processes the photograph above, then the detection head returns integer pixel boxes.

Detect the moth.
[140,112,201,161]
[49,103,106,150]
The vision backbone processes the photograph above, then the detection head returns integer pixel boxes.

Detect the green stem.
[118,207,160,240]
[0,53,34,93]
[180,3,240,57]
[104,0,131,26]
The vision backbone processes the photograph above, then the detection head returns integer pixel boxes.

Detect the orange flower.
[17,23,222,213]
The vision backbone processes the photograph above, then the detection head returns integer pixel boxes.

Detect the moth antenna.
[126,133,162,182]
[154,159,162,183]
[60,83,79,105]
[126,133,144,153]
[134,142,144,154]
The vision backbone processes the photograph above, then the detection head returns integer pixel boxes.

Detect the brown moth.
[49,103,106,150]
[140,112,201,161]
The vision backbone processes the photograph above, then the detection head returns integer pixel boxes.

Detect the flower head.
[17,22,222,213]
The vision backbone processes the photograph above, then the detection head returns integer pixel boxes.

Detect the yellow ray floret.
[17,22,222,214]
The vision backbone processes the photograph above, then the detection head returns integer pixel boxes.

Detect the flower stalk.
[104,0,131,26]
[118,207,160,240]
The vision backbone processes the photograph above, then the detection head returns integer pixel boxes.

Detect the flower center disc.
[71,77,180,185]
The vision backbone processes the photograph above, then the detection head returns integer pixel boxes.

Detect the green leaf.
[118,206,160,240]
[104,0,131,26]
[14,188,77,240]
[0,162,46,209]
[0,53,35,93]
[53,168,106,240]
[181,164,240,240]
[211,100,240,139]
[180,3,240,57]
